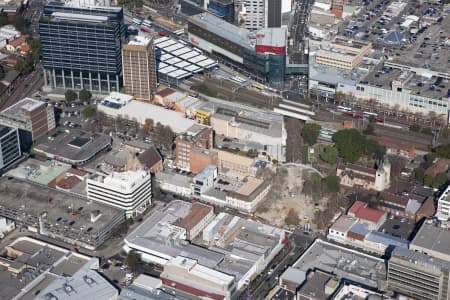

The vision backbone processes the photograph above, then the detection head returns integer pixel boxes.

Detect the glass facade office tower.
[208,0,234,23]
[0,125,21,170]
[40,3,125,93]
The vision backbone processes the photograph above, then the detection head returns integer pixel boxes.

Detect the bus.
[131,17,142,25]
[363,111,378,119]
[173,28,185,36]
[336,105,352,113]
[142,20,152,28]
[230,76,247,85]
[363,111,385,123]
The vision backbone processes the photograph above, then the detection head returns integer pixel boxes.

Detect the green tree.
[364,139,386,161]
[301,123,321,145]
[363,123,375,135]
[125,250,140,274]
[322,175,340,193]
[28,39,41,63]
[0,65,5,80]
[432,144,450,158]
[433,172,447,189]
[310,172,323,198]
[414,167,425,183]
[246,149,259,158]
[410,124,421,132]
[424,174,434,187]
[0,12,8,27]
[79,89,92,101]
[441,127,450,139]
[12,14,27,34]
[284,208,300,226]
[82,106,96,118]
[64,89,77,102]
[319,145,338,164]
[15,59,32,74]
[421,127,433,135]
[153,122,175,152]
[332,129,366,163]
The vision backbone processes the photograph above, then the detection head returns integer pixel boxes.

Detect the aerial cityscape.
[0,0,447,299]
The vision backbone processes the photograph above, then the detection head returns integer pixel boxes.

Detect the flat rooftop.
[256,27,287,48]
[0,177,123,246]
[6,159,72,185]
[0,97,46,122]
[389,12,450,74]
[98,100,197,134]
[33,130,112,165]
[188,13,253,50]
[410,223,450,256]
[391,247,450,272]
[308,53,366,85]
[378,215,416,240]
[128,35,151,46]
[362,62,450,100]
[291,239,386,289]
[210,103,284,139]
[125,200,225,268]
[0,237,96,300]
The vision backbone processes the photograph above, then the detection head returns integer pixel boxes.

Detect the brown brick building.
[190,148,218,174]
[175,124,213,171]
[122,36,157,101]
[0,98,55,151]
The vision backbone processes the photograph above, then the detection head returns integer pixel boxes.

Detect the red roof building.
[348,201,387,230]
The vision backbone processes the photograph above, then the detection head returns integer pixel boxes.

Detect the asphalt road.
[243,230,314,300]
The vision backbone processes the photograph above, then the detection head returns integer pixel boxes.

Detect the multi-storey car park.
[308,0,450,125]
[0,177,124,250]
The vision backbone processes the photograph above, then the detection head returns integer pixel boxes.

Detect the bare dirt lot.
[257,166,324,229]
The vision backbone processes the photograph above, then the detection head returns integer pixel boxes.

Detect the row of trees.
[65,89,92,102]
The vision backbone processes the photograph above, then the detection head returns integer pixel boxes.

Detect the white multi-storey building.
[436,184,450,226]
[87,170,152,218]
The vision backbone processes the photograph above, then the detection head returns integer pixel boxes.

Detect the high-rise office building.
[266,0,281,27]
[0,125,21,170]
[388,247,450,300]
[238,0,281,30]
[40,3,125,93]
[122,36,157,101]
[208,0,234,23]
